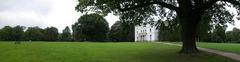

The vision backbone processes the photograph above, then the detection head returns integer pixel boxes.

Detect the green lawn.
[198,42,240,54]
[0,41,237,62]
[164,41,240,54]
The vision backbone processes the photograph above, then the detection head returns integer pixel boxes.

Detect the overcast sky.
[0,0,239,33]
[0,0,119,33]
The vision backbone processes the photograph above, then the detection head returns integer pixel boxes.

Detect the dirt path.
[157,42,240,61]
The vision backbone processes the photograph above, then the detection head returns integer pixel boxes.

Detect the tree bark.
[179,19,199,54]
[178,9,202,54]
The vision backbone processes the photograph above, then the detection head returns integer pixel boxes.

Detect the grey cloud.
[0,0,51,28]
[0,0,51,15]
[0,17,46,29]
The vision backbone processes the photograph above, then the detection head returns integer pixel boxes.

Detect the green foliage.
[109,21,122,41]
[157,18,181,41]
[0,26,25,41]
[24,26,44,41]
[197,3,234,42]
[76,0,240,26]
[72,13,109,41]
[59,26,72,41]
[109,21,134,42]
[226,28,240,43]
[43,27,59,41]
[75,0,179,25]
[0,26,14,41]
[210,25,227,42]
[0,26,61,41]
[12,26,25,41]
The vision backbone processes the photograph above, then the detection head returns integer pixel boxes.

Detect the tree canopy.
[0,26,25,41]
[226,28,240,43]
[43,27,59,41]
[60,26,72,41]
[72,13,109,41]
[12,26,25,41]
[24,26,44,41]
[0,26,14,41]
[109,21,134,42]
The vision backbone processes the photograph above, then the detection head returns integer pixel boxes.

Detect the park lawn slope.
[198,42,240,54]
[0,42,237,62]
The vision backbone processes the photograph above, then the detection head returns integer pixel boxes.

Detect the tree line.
[1,13,239,43]
[0,26,70,41]
[72,13,134,42]
[0,13,134,42]
[157,21,240,43]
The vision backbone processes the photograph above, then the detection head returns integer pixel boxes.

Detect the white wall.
[135,24,158,42]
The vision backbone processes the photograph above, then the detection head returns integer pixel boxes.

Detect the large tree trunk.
[178,10,202,54]
[179,17,199,54]
[176,0,204,54]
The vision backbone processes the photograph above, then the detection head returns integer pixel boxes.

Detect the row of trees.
[226,28,240,43]
[157,19,240,43]
[72,13,134,42]
[0,26,71,41]
[0,13,134,42]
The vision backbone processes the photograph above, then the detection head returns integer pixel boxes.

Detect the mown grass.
[163,41,240,54]
[0,41,237,62]
[198,42,240,54]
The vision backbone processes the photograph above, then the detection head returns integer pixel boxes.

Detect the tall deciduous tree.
[44,27,59,41]
[109,21,134,42]
[109,21,122,41]
[76,0,240,53]
[0,26,13,41]
[72,13,109,41]
[12,25,25,41]
[60,26,72,41]
[0,26,25,41]
[197,3,235,42]
[24,26,44,41]
[211,25,227,42]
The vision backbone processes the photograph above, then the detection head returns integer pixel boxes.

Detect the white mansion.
[135,23,159,42]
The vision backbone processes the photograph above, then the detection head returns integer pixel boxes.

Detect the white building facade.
[135,24,159,42]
